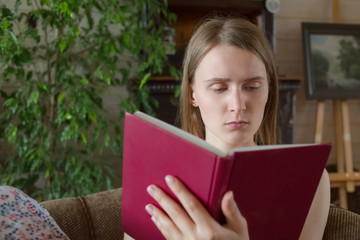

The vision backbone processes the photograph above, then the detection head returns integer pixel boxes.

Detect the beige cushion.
[323,204,360,240]
[42,188,123,240]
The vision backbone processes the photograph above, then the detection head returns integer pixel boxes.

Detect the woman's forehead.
[192,45,267,81]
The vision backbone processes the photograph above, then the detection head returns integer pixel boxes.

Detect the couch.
[41,188,360,240]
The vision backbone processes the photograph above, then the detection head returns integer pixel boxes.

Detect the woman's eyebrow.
[204,78,231,83]
[204,76,266,83]
[244,76,266,82]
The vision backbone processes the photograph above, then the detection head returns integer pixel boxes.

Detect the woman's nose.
[229,89,246,113]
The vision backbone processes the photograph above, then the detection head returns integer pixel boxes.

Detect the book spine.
[208,155,235,223]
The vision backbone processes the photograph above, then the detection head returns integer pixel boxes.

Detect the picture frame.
[302,22,360,99]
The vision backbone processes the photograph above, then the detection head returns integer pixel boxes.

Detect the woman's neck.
[206,138,256,153]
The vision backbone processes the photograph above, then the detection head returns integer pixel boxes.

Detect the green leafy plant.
[0,0,176,200]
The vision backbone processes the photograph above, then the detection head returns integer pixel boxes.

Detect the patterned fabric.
[323,204,360,240]
[0,186,69,240]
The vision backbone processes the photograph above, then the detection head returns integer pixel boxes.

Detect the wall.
[275,0,360,168]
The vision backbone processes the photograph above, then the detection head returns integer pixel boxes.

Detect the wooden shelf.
[329,172,360,188]
[168,0,263,14]
[167,0,272,48]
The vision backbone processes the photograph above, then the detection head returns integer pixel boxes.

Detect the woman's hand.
[145,175,249,240]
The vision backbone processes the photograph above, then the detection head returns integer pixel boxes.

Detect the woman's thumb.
[221,191,249,237]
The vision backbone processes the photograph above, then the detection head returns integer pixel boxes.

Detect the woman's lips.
[226,121,249,129]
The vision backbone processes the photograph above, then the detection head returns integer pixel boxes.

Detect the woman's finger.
[164,175,214,225]
[221,191,249,239]
[145,203,182,239]
[146,184,194,234]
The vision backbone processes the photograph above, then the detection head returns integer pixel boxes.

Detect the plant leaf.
[139,72,151,89]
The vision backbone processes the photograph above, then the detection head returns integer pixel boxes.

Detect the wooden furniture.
[165,0,276,72]
[313,0,359,210]
[315,99,360,210]
[147,77,180,127]
[277,77,301,144]
[168,0,275,48]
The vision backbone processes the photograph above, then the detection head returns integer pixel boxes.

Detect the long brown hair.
[179,17,278,145]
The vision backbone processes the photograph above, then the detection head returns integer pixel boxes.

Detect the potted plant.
[0,0,176,200]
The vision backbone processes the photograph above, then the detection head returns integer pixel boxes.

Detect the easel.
[314,0,360,209]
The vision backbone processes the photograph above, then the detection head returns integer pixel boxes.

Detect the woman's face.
[191,44,269,152]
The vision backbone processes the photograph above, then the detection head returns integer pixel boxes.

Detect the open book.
[121,111,331,240]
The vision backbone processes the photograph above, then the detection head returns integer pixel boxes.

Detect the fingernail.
[228,191,234,200]
[227,191,235,204]
[147,185,156,196]
[145,204,154,215]
[165,175,175,185]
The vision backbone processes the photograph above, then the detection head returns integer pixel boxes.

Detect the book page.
[134,111,227,157]
[228,143,317,155]
[135,111,318,157]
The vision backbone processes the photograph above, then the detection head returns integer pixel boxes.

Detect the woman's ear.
[190,85,198,107]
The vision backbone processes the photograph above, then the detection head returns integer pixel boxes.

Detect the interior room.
[0,0,360,239]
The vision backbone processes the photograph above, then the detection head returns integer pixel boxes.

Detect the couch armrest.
[323,204,360,240]
[42,188,123,240]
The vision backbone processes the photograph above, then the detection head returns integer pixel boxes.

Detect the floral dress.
[0,186,69,240]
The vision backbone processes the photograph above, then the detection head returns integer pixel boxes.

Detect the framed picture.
[302,22,360,99]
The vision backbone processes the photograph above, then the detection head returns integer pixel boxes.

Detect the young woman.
[126,17,330,239]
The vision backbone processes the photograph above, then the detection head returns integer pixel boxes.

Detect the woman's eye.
[213,87,226,93]
[247,86,258,91]
[210,84,227,93]
[245,85,260,91]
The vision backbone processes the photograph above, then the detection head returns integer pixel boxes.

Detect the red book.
[122,111,331,240]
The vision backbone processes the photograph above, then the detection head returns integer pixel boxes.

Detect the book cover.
[121,111,331,240]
